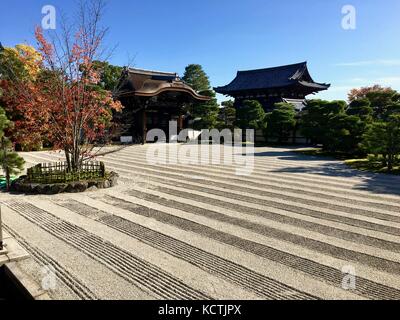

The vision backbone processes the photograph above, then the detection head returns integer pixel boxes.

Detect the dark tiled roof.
[214,62,330,94]
[114,67,210,101]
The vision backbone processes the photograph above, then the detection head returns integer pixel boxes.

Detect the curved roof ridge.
[127,67,177,77]
[237,61,307,74]
[214,61,330,95]
[115,66,210,102]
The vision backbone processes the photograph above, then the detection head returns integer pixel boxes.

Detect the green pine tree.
[235,100,266,130]
[182,64,221,129]
[219,100,236,130]
[182,64,210,92]
[362,114,400,171]
[347,99,373,122]
[265,103,296,143]
[0,106,25,191]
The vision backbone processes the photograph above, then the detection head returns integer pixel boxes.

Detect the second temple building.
[214,62,330,112]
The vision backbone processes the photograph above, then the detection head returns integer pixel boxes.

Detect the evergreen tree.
[365,90,398,119]
[383,102,400,120]
[265,103,296,143]
[92,60,123,92]
[219,100,236,130]
[324,113,366,154]
[300,100,347,145]
[347,99,373,122]
[182,64,220,129]
[0,106,25,190]
[348,85,398,119]
[182,64,210,92]
[363,114,400,171]
[235,100,265,130]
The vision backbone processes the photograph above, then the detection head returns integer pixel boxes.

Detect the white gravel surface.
[1,144,400,300]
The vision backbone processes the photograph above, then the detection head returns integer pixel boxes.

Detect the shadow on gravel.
[250,150,338,162]
[239,148,400,196]
[352,175,400,196]
[271,162,400,196]
[271,162,365,178]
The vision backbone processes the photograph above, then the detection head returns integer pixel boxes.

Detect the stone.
[33,184,45,194]
[86,186,98,192]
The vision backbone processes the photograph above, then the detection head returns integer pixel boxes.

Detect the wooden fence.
[27,161,106,183]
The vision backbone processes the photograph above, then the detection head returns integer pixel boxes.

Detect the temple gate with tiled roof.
[214,62,330,113]
[214,62,330,143]
[114,68,210,143]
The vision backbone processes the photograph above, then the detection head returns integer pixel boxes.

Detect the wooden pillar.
[142,109,147,144]
[178,115,183,131]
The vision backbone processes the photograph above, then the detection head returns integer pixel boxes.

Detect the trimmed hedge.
[11,171,118,195]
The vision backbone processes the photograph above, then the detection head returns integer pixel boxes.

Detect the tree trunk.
[382,153,388,167]
[65,148,71,172]
[5,169,10,192]
[388,153,394,172]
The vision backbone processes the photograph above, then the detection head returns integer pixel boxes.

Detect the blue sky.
[1,0,400,103]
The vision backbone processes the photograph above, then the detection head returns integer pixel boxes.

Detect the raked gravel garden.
[1,144,400,300]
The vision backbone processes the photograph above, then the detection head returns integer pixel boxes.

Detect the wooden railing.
[27,161,106,183]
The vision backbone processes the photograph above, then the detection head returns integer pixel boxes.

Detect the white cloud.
[315,76,400,101]
[335,59,400,67]
[333,77,400,88]
[377,76,400,84]
[326,85,355,92]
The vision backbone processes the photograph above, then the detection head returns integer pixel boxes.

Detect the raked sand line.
[96,191,400,300]
[111,149,383,188]
[116,146,348,171]
[22,150,400,203]
[20,152,400,236]
[2,204,153,300]
[21,149,395,195]
[16,198,262,300]
[125,178,400,235]
[118,176,400,247]
[54,198,315,300]
[119,172,400,234]
[3,201,211,300]
[105,160,400,218]
[20,151,398,244]
[72,192,364,300]
[14,146,400,300]
[28,151,400,219]
[124,173,400,222]
[98,187,400,294]
[104,151,400,205]
[123,183,400,252]
[3,225,97,300]
[112,168,400,233]
[103,152,400,208]
[122,186,400,272]
[114,146,400,186]
[110,157,400,210]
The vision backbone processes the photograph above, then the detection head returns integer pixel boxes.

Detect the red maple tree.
[348,85,396,102]
[2,0,122,171]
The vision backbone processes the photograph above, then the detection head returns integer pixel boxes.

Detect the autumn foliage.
[0,1,122,171]
[348,85,396,102]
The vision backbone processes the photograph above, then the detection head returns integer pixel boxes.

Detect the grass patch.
[345,158,400,175]
[294,148,400,175]
[292,148,356,160]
